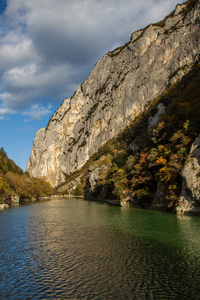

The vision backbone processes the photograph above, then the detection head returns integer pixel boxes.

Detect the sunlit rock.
[27,0,200,187]
[177,135,200,215]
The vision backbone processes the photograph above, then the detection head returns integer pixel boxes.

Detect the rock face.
[177,135,200,215]
[27,0,200,187]
[58,174,84,195]
[0,204,9,210]
[84,155,112,200]
[10,195,19,204]
[147,103,165,134]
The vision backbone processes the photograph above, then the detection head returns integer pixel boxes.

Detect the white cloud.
[23,104,52,121]
[0,0,185,120]
[0,105,14,115]
[0,39,38,71]
[0,63,80,110]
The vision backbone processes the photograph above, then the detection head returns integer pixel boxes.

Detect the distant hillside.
[0,147,23,175]
[0,148,52,205]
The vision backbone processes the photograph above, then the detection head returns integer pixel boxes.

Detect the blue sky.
[0,0,185,171]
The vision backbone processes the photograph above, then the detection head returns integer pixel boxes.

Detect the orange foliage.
[113,149,118,156]
[156,157,167,166]
[156,166,172,182]
[139,152,148,164]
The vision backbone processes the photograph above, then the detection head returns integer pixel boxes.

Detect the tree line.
[0,149,52,204]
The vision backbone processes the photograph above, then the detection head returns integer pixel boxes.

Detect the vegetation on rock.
[0,148,52,204]
[56,63,200,212]
[27,0,200,188]
[0,147,23,175]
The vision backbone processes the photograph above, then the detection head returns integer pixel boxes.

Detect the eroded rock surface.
[177,135,200,215]
[85,155,112,200]
[27,0,200,187]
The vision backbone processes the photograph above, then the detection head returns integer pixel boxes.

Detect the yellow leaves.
[126,155,135,171]
[134,188,149,199]
[115,168,127,181]
[170,129,191,150]
[183,119,190,131]
[168,184,177,191]
[154,146,182,183]
[156,156,167,166]
[152,121,165,143]
[167,184,178,202]
[0,176,9,193]
[3,172,52,200]
[157,145,171,156]
[151,144,175,182]
[111,163,120,173]
[156,166,172,182]
[121,178,129,185]
[109,166,129,199]
[148,144,171,167]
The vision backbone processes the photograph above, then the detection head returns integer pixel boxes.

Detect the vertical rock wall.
[177,135,200,215]
[27,0,200,187]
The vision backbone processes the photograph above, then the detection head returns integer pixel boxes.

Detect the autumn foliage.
[0,148,52,204]
[61,63,200,211]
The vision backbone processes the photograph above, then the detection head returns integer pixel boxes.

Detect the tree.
[0,147,7,156]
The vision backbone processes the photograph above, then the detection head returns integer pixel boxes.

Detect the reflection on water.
[0,197,200,299]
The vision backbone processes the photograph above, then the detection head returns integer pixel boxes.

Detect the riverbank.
[0,194,85,210]
[0,204,10,210]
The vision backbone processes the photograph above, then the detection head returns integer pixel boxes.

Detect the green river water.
[0,197,200,299]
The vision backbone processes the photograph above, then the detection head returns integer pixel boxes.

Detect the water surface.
[0,197,200,299]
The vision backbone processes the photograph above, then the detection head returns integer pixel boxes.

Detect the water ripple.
[0,198,200,299]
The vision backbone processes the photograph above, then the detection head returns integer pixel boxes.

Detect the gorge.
[27,0,200,214]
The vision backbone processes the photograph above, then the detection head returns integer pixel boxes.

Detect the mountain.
[56,63,200,215]
[27,0,200,187]
[27,0,200,214]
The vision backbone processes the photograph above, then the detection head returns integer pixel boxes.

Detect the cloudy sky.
[0,0,185,171]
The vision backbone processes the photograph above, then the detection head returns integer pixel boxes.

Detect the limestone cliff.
[177,136,200,215]
[81,63,200,214]
[27,0,200,187]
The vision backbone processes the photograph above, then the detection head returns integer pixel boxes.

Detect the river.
[0,197,200,299]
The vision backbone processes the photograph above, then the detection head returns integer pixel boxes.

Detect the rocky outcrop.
[10,195,20,204]
[0,195,19,209]
[177,135,200,215]
[57,174,84,195]
[27,0,200,187]
[85,155,112,200]
[148,103,165,134]
[0,204,9,210]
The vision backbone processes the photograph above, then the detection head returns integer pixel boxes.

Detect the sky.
[0,0,185,171]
